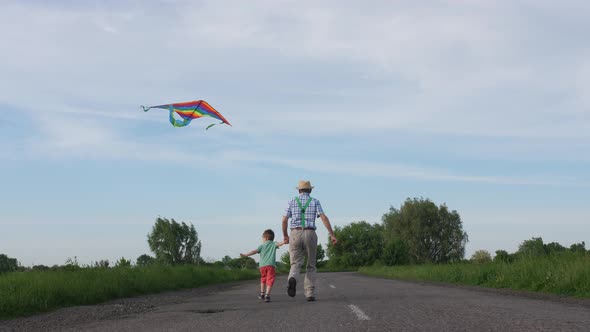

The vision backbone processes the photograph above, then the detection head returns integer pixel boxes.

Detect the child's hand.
[240,253,246,257]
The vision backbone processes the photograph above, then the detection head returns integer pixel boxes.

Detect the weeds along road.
[2,272,590,331]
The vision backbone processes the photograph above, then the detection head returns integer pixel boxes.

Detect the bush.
[327,221,383,268]
[0,254,20,274]
[115,257,132,268]
[518,237,546,257]
[382,238,409,266]
[471,250,492,264]
[493,250,512,263]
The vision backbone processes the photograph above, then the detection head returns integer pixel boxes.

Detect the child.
[240,229,286,302]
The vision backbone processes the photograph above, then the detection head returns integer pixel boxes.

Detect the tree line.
[0,217,204,273]
[2,201,587,274]
[471,237,587,264]
[325,197,587,269]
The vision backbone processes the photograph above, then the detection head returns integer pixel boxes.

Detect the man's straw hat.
[296,180,314,190]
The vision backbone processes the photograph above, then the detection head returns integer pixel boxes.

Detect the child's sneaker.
[264,295,270,303]
[258,292,264,300]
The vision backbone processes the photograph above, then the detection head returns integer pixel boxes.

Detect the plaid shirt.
[284,193,324,229]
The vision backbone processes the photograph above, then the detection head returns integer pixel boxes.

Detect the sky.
[1,0,589,267]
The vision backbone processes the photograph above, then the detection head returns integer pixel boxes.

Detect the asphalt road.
[2,272,590,331]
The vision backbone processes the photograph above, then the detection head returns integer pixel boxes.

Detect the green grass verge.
[359,253,590,298]
[0,265,258,320]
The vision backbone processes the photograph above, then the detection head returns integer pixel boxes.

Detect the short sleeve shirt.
[284,193,324,229]
[257,240,279,267]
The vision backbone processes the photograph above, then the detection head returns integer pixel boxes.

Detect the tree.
[382,198,468,264]
[471,250,492,264]
[32,265,50,271]
[221,255,233,268]
[569,241,586,253]
[237,256,257,269]
[115,257,132,268]
[136,254,155,267]
[0,254,19,274]
[316,244,326,267]
[493,250,511,263]
[147,217,202,265]
[382,238,410,266]
[544,242,566,255]
[225,256,257,270]
[518,237,546,257]
[327,221,383,268]
[93,259,110,268]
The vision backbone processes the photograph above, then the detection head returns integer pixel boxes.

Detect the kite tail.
[206,121,224,130]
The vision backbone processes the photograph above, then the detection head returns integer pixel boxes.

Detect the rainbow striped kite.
[141,100,231,129]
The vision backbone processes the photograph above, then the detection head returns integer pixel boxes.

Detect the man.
[282,180,338,301]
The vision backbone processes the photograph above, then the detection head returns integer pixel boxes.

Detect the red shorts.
[259,266,276,286]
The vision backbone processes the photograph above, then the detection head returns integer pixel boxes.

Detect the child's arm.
[275,240,287,248]
[240,249,258,257]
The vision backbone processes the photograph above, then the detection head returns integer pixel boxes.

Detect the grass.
[0,265,259,320]
[359,253,590,298]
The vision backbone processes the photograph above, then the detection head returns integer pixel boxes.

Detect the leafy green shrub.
[471,250,492,264]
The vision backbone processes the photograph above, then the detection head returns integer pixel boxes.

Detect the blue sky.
[1,0,589,266]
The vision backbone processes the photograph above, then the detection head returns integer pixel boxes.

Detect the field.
[0,265,258,320]
[359,253,590,298]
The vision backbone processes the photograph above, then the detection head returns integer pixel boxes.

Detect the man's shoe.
[306,296,316,302]
[258,293,264,300]
[287,277,297,297]
[264,295,271,303]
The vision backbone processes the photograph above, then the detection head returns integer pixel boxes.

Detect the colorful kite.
[141,100,231,129]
